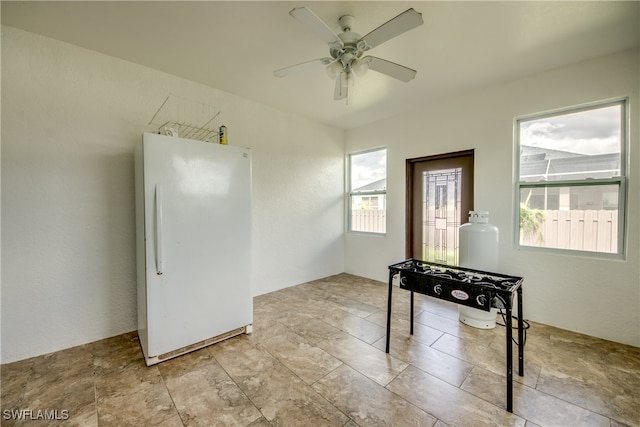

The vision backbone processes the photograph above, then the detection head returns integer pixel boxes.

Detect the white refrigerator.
[135,132,252,366]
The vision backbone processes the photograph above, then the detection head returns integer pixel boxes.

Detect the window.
[349,148,387,233]
[515,100,626,256]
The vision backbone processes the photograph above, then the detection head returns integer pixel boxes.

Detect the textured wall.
[1,26,344,363]
[345,49,640,347]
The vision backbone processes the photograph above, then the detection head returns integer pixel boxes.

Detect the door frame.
[405,149,474,259]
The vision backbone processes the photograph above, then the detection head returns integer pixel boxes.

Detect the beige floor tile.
[1,344,96,426]
[91,331,146,377]
[324,292,381,318]
[432,331,497,360]
[318,306,386,344]
[367,310,446,347]
[461,366,610,426]
[432,332,539,388]
[272,310,341,344]
[317,331,408,386]
[416,309,502,342]
[210,336,349,426]
[158,349,262,426]
[388,365,526,427]
[536,363,639,426]
[384,336,475,387]
[257,322,343,384]
[95,363,177,426]
[313,364,438,426]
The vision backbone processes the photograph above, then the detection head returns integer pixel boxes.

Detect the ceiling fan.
[274,7,424,102]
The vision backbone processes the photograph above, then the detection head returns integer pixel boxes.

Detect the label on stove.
[451,290,470,301]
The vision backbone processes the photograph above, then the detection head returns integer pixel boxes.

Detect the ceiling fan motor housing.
[331,16,371,70]
[338,15,355,32]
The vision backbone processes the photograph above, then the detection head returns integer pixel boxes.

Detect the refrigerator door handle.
[155,185,164,275]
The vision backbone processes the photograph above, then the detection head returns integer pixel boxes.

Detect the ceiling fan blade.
[360,8,423,49]
[290,7,343,46]
[334,73,347,100]
[274,57,333,77]
[364,56,417,82]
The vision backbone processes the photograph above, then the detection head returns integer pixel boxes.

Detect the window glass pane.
[350,149,386,233]
[351,149,387,192]
[519,184,619,253]
[519,105,622,182]
[351,195,387,233]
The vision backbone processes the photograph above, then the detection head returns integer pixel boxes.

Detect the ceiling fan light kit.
[326,60,343,79]
[274,7,424,102]
[351,58,370,77]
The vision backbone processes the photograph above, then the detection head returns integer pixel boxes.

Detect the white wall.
[1,26,345,363]
[345,49,640,347]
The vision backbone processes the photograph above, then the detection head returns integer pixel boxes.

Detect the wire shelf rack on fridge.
[149,94,221,142]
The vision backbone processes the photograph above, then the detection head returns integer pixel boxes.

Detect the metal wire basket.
[148,94,221,142]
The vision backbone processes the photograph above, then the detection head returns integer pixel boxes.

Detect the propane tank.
[458,211,499,329]
[219,125,228,145]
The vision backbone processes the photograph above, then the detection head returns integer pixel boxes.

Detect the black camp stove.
[393,259,522,312]
[385,259,525,413]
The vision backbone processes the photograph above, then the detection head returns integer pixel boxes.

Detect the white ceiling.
[2,1,639,129]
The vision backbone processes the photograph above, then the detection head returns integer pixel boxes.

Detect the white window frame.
[513,99,628,259]
[348,147,387,234]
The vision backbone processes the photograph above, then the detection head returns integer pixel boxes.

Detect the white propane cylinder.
[458,211,499,329]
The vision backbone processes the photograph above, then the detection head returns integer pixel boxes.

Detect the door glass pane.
[422,168,462,264]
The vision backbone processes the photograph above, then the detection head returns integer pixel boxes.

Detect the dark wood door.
[406,150,474,264]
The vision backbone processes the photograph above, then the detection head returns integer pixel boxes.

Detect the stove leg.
[518,286,524,376]
[385,271,393,353]
[506,299,513,413]
[410,290,414,335]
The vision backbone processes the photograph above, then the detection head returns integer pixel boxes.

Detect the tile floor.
[2,273,639,426]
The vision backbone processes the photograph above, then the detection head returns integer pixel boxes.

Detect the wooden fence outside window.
[352,209,618,254]
[521,209,618,253]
